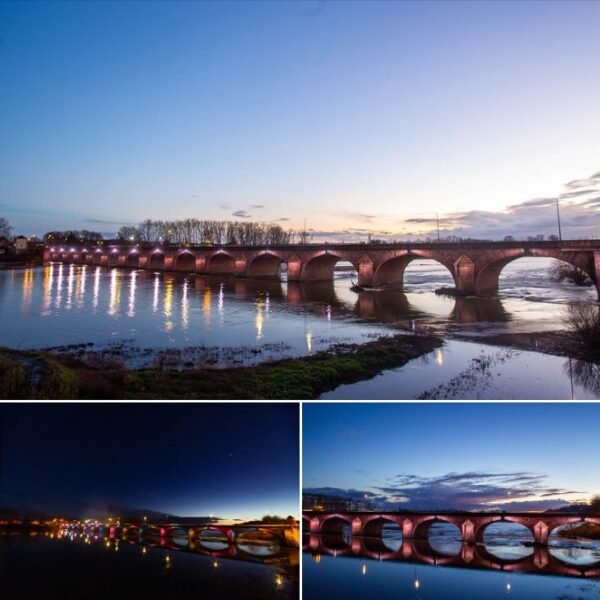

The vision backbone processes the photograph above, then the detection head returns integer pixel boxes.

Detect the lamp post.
[556,198,562,241]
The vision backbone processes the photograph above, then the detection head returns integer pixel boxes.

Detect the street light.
[556,198,562,241]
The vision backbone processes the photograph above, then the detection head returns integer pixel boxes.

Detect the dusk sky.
[0,403,299,520]
[303,403,600,511]
[1,1,600,240]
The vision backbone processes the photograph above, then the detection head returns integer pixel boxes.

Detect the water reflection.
[303,534,600,578]
[47,527,298,570]
[568,359,600,398]
[1,530,298,600]
[1,264,599,397]
[15,266,556,332]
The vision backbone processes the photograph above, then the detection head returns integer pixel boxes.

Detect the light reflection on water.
[0,259,598,396]
[0,532,297,600]
[303,524,600,600]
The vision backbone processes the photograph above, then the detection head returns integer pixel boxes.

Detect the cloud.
[305,168,600,242]
[506,197,555,210]
[249,204,264,209]
[232,210,252,219]
[84,219,132,226]
[275,217,291,222]
[220,204,231,210]
[346,213,378,223]
[305,470,586,511]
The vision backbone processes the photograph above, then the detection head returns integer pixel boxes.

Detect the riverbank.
[558,523,600,540]
[452,330,599,362]
[0,334,443,399]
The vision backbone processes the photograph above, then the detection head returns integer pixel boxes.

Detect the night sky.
[0,403,298,520]
[303,403,600,512]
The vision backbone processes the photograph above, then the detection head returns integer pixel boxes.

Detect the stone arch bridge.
[303,510,600,546]
[45,239,600,298]
[73,521,299,548]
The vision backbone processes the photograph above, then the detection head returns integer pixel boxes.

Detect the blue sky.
[1,1,600,239]
[303,403,600,511]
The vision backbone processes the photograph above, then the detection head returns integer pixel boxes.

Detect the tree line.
[35,220,310,245]
[115,219,307,245]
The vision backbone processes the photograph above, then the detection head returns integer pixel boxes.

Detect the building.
[14,235,28,253]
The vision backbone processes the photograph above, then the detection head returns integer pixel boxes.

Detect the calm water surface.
[0,258,598,397]
[0,532,297,600]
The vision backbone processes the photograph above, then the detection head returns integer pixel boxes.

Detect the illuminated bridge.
[45,239,600,298]
[67,521,299,548]
[303,510,600,546]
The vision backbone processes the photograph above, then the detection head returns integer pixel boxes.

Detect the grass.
[0,334,442,400]
[0,349,77,399]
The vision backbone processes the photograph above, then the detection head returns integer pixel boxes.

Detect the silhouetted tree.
[43,230,103,243]
[0,217,12,239]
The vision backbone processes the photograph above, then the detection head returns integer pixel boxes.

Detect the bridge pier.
[454,255,476,295]
[594,251,600,300]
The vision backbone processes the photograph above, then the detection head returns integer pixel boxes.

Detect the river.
[0,530,297,600]
[0,258,597,398]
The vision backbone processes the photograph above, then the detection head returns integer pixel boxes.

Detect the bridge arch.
[92,251,104,265]
[319,514,353,534]
[173,251,196,272]
[301,252,356,282]
[126,250,140,268]
[107,250,120,267]
[192,527,230,550]
[207,252,236,274]
[476,520,535,560]
[79,250,89,264]
[476,252,596,296]
[427,521,462,557]
[374,254,455,288]
[413,516,462,541]
[246,252,284,278]
[360,515,402,537]
[148,251,165,270]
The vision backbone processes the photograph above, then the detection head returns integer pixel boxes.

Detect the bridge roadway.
[45,239,600,298]
[303,533,600,579]
[303,510,600,546]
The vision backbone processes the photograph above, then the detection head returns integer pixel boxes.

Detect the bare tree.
[0,217,13,240]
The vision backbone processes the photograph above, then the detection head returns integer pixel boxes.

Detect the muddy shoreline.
[450,330,598,363]
[0,334,443,399]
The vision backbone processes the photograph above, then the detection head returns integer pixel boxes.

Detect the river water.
[0,531,297,600]
[0,258,597,398]
[303,523,600,600]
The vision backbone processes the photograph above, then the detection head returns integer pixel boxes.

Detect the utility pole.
[556,198,562,241]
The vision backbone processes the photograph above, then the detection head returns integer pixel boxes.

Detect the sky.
[303,403,600,511]
[0,403,299,521]
[1,1,600,241]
